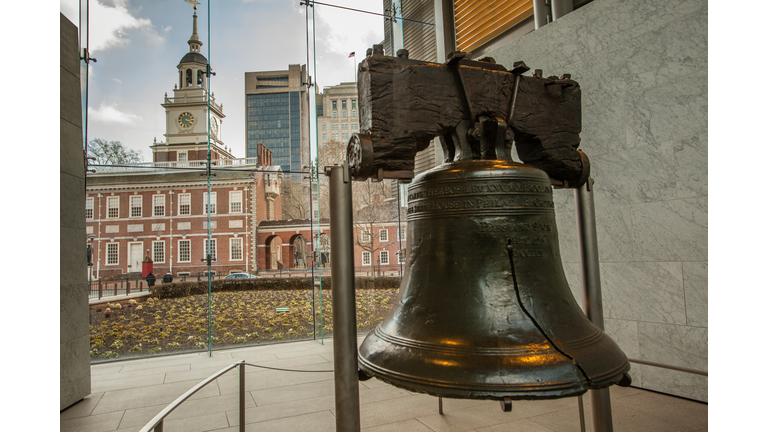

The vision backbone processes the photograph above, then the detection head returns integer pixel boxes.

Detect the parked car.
[224,273,257,279]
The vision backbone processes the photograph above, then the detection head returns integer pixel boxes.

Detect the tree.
[315,139,405,274]
[352,178,399,275]
[280,173,312,220]
[315,139,347,219]
[88,138,143,165]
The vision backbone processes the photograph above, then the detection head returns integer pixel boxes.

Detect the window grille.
[178,240,191,263]
[380,250,389,265]
[398,249,406,264]
[85,197,94,219]
[342,100,347,110]
[178,193,191,215]
[230,191,243,214]
[362,251,371,265]
[205,238,217,261]
[107,196,120,219]
[178,152,187,162]
[153,241,165,263]
[153,195,165,217]
[130,195,142,217]
[107,243,119,264]
[380,229,388,242]
[231,237,243,260]
[203,192,217,214]
[361,231,371,243]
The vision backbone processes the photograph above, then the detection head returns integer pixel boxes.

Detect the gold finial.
[184,0,200,10]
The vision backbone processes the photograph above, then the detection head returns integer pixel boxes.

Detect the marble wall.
[60,13,91,410]
[486,0,708,401]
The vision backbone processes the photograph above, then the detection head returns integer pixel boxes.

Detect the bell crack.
[505,239,593,386]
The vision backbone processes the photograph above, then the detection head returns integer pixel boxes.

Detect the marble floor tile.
[243,410,337,432]
[90,372,167,394]
[68,338,708,431]
[60,392,104,420]
[91,378,222,415]
[60,410,125,432]
[362,418,434,432]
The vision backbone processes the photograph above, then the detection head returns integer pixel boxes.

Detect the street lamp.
[87,235,95,295]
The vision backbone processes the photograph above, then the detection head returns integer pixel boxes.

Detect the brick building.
[85,11,282,279]
[86,157,281,279]
[255,198,407,277]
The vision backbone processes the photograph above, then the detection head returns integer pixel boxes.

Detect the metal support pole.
[577,395,586,432]
[326,162,361,432]
[532,0,550,29]
[551,0,574,20]
[239,362,246,432]
[574,178,614,432]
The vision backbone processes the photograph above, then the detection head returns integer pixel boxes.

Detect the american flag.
[348,52,355,58]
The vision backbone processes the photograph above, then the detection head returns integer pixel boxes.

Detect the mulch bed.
[89,288,398,362]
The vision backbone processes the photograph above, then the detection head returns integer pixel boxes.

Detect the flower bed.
[89,286,398,362]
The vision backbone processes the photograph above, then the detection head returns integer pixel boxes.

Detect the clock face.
[177,112,195,128]
[210,117,218,138]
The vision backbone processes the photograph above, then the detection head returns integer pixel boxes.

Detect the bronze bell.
[357,159,630,400]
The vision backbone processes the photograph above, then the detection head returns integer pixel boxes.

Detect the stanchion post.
[326,162,361,432]
[239,361,245,432]
[574,178,614,432]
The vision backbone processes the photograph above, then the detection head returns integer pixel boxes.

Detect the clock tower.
[152,7,233,163]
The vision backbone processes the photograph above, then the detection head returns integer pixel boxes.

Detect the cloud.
[88,103,141,125]
[111,78,122,84]
[88,0,159,53]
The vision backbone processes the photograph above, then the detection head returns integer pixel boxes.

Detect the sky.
[59,0,386,162]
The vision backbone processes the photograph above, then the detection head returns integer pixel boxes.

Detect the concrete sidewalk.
[60,338,707,432]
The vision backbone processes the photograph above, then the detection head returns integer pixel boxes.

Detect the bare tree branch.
[87,138,144,165]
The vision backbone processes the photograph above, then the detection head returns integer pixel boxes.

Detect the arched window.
[186,69,192,87]
[179,71,183,89]
[197,70,204,87]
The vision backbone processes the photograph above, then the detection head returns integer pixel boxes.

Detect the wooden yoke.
[347,45,589,188]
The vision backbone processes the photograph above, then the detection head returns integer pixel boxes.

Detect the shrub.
[148,276,401,299]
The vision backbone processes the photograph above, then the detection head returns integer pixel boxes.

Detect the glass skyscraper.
[244,65,309,173]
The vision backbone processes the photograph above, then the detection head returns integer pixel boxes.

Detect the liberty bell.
[347,48,630,400]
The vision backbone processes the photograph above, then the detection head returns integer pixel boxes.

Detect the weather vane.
[184,0,200,10]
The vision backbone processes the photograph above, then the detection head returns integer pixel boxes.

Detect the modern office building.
[244,65,310,173]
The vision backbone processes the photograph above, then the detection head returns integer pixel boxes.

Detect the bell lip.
[358,354,590,400]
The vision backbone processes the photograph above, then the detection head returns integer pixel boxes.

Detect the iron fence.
[88,264,405,300]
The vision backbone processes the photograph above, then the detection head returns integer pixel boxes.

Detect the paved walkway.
[60,338,707,432]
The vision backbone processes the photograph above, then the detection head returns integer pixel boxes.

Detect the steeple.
[187,9,203,53]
